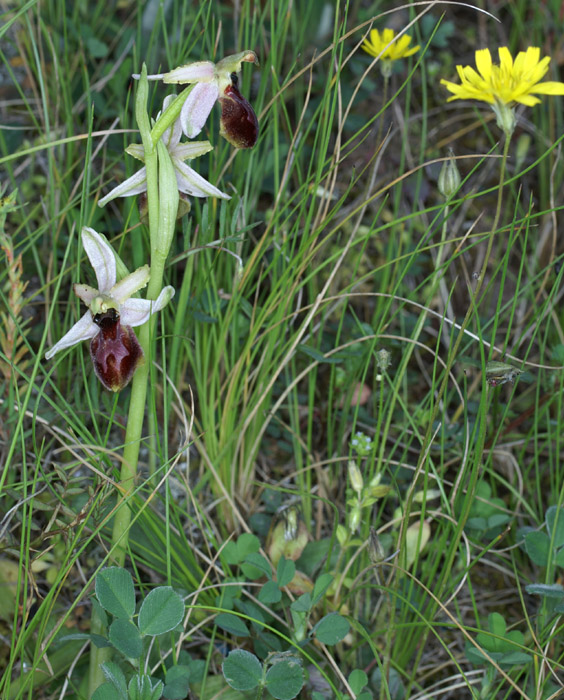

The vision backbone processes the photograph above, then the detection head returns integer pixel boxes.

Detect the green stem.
[109,65,162,569]
[376,75,389,150]
[88,66,179,697]
[434,203,449,274]
[400,133,512,695]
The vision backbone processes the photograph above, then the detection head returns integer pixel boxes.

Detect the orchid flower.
[46,227,175,391]
[98,96,229,208]
[139,50,259,148]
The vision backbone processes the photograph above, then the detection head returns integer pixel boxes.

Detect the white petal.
[180,82,219,138]
[45,311,98,360]
[172,141,213,161]
[167,117,183,151]
[152,284,175,312]
[132,72,167,80]
[173,159,230,199]
[82,227,116,292]
[74,283,99,306]
[119,299,154,327]
[110,265,150,304]
[125,143,146,162]
[161,95,176,111]
[98,168,148,207]
[120,286,175,327]
[163,61,215,84]
[159,95,182,149]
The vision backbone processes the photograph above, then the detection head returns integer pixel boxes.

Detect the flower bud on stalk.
[348,460,364,496]
[438,150,461,200]
[349,505,362,534]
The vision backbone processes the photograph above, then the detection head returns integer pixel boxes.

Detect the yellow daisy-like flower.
[441,47,564,107]
[362,28,420,62]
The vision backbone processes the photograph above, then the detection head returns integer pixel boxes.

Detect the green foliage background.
[1,0,564,698]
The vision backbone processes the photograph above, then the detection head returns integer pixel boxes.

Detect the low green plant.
[462,480,512,539]
[222,649,304,700]
[523,506,564,614]
[465,612,532,700]
[218,530,351,645]
[84,567,187,700]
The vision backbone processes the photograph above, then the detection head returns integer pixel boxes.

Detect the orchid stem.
[88,67,178,697]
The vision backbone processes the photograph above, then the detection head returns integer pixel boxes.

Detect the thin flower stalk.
[382,48,564,696]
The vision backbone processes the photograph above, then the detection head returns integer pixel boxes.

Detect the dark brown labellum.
[219,82,259,149]
[90,309,143,392]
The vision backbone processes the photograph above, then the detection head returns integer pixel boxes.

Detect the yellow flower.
[441,47,564,107]
[362,28,420,62]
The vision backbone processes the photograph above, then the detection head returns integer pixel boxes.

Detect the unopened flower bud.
[90,309,144,391]
[336,524,348,546]
[219,73,259,149]
[368,471,390,498]
[368,472,382,489]
[368,526,385,564]
[438,150,461,200]
[283,506,299,541]
[348,460,364,495]
[349,505,361,533]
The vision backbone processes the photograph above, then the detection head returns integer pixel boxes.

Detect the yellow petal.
[462,65,488,89]
[369,28,381,47]
[394,34,419,59]
[382,28,395,45]
[513,49,527,76]
[395,35,411,54]
[498,47,513,73]
[530,80,564,95]
[514,94,541,106]
[522,46,541,73]
[475,48,493,79]
[361,39,378,58]
[528,55,551,83]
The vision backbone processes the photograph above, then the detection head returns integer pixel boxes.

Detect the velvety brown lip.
[91,309,144,392]
[219,80,259,149]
